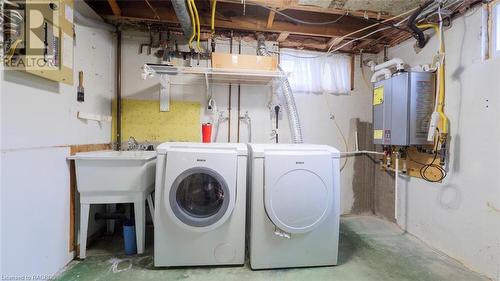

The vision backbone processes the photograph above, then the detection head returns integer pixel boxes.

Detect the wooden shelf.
[142,63,285,86]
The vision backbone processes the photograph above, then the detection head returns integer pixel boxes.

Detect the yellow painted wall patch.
[373,86,384,105]
[374,130,383,140]
[112,99,201,143]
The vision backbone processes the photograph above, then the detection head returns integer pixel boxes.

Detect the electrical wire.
[256,4,346,25]
[186,0,196,49]
[407,133,447,182]
[189,0,201,51]
[3,0,20,8]
[211,0,217,35]
[270,14,409,60]
[323,94,349,172]
[358,16,413,34]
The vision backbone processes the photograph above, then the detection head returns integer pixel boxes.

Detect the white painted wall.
[387,7,500,280]
[121,31,373,214]
[0,7,115,278]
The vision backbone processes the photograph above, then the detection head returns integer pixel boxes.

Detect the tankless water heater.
[373,71,435,146]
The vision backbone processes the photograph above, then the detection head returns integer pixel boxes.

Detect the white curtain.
[279,48,351,95]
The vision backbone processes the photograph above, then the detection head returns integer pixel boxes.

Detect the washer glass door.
[170,167,230,227]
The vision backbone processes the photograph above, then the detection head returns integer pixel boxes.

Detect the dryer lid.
[264,151,333,234]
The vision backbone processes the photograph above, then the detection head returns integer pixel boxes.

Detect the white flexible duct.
[371,68,392,82]
[371,58,405,72]
[257,36,303,144]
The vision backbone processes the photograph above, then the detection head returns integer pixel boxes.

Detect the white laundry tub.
[70,150,157,194]
[69,150,157,258]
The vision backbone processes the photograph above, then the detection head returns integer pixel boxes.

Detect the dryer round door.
[168,167,234,231]
[264,152,333,234]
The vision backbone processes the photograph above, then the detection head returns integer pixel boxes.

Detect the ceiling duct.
[170,0,193,39]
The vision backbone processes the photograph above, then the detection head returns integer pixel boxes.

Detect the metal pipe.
[116,30,122,151]
[170,0,193,39]
[227,32,233,143]
[274,105,280,143]
[239,111,252,142]
[394,152,400,222]
[237,39,242,142]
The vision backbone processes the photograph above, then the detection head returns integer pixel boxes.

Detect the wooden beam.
[107,0,121,16]
[266,11,276,29]
[105,12,376,41]
[144,0,160,20]
[277,32,290,42]
[217,0,391,20]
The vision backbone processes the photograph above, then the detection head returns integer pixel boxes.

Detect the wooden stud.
[266,11,276,29]
[107,0,121,16]
[277,31,290,42]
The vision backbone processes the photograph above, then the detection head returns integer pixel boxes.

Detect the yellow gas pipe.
[417,23,448,140]
[186,0,196,49]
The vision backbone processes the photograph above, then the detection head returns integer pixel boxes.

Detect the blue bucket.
[123,220,137,255]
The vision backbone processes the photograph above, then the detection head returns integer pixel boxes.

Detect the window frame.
[487,0,500,59]
[492,1,500,57]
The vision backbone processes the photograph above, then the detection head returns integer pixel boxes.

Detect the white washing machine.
[247,144,341,269]
[154,142,247,267]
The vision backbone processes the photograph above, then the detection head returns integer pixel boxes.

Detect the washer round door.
[264,152,333,234]
[169,167,233,231]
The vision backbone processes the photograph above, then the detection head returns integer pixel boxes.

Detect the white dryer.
[247,144,341,269]
[154,142,247,267]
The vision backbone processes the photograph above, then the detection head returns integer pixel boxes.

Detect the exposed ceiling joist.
[144,0,160,20]
[266,11,276,29]
[216,0,391,20]
[277,32,290,42]
[105,8,379,42]
[106,0,121,16]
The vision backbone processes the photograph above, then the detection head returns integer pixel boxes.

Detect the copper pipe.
[116,29,122,150]
[228,85,232,143]
[237,39,241,142]
[227,31,233,143]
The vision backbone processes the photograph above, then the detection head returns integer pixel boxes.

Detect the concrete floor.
[55,216,488,281]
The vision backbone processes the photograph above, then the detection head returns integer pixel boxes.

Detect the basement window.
[493,2,500,57]
[279,49,351,95]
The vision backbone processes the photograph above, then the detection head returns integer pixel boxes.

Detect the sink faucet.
[127,136,139,151]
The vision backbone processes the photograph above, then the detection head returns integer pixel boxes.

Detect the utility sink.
[69,150,157,194]
[69,150,157,259]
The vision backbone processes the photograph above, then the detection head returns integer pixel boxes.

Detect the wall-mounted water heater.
[373,71,435,146]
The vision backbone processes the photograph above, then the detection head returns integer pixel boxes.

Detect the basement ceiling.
[300,0,424,15]
[85,0,478,53]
